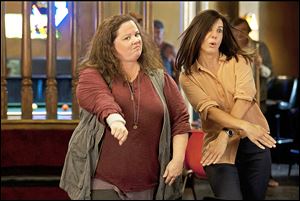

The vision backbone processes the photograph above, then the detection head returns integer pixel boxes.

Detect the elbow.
[76,87,83,107]
[206,107,216,121]
[76,87,91,110]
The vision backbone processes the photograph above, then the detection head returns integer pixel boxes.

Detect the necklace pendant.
[133,124,138,129]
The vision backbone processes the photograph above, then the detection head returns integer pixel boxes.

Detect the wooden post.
[71,1,79,119]
[1,1,7,119]
[141,1,153,36]
[97,1,104,27]
[21,1,33,119]
[120,1,129,14]
[255,43,261,107]
[46,1,58,119]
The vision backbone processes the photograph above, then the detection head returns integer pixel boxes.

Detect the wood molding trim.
[1,120,79,130]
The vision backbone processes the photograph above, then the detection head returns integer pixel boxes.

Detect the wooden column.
[21,1,33,119]
[1,1,7,119]
[46,2,58,119]
[255,44,261,107]
[141,1,153,36]
[97,1,104,27]
[71,1,79,119]
[120,1,129,14]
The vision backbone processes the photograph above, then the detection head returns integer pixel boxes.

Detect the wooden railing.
[1,1,153,124]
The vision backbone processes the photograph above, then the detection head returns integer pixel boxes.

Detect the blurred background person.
[231,17,272,114]
[232,16,279,188]
[154,19,179,84]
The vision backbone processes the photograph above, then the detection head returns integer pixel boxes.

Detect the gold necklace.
[127,73,140,129]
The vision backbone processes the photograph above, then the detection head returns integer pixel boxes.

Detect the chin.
[134,52,142,58]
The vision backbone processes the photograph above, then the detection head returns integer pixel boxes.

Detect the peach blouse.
[180,54,269,164]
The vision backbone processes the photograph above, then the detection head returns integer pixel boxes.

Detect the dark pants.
[204,138,271,200]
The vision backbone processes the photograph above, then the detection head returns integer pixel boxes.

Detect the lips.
[208,42,218,48]
[133,46,141,51]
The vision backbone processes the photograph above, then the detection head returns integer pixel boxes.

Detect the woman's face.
[232,22,249,48]
[114,20,143,63]
[201,19,223,54]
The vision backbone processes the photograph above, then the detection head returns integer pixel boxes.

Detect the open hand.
[201,132,228,166]
[163,160,183,186]
[244,122,276,149]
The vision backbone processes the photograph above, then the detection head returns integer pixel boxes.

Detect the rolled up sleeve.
[198,100,219,121]
[163,73,191,136]
[179,73,219,121]
[234,57,257,102]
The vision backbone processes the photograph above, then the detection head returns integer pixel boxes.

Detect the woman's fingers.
[118,130,128,145]
[201,147,220,166]
[260,134,276,148]
[110,122,128,145]
[249,125,276,149]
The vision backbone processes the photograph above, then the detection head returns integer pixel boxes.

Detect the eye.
[135,32,141,37]
[124,36,131,40]
[217,28,223,33]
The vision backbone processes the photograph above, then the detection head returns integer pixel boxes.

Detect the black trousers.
[204,138,271,200]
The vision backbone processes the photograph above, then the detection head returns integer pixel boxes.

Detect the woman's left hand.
[201,131,229,166]
[163,160,183,186]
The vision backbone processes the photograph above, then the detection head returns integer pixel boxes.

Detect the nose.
[211,31,217,39]
[132,37,140,45]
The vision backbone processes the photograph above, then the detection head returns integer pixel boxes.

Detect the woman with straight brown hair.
[176,9,276,200]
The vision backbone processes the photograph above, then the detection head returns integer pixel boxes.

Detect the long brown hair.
[78,14,163,80]
[176,9,255,75]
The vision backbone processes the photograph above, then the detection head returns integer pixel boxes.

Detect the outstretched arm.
[207,100,276,148]
[77,68,128,145]
[201,99,276,166]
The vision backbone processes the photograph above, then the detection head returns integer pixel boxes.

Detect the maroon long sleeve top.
[76,68,191,192]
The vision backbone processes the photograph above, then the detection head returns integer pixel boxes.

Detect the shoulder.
[179,71,189,81]
[178,62,199,81]
[79,67,99,75]
[230,55,254,75]
[163,71,174,82]
[179,71,194,88]
[225,55,252,73]
[229,55,250,65]
[148,68,164,76]
[150,69,177,87]
[78,67,108,83]
[146,68,164,84]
